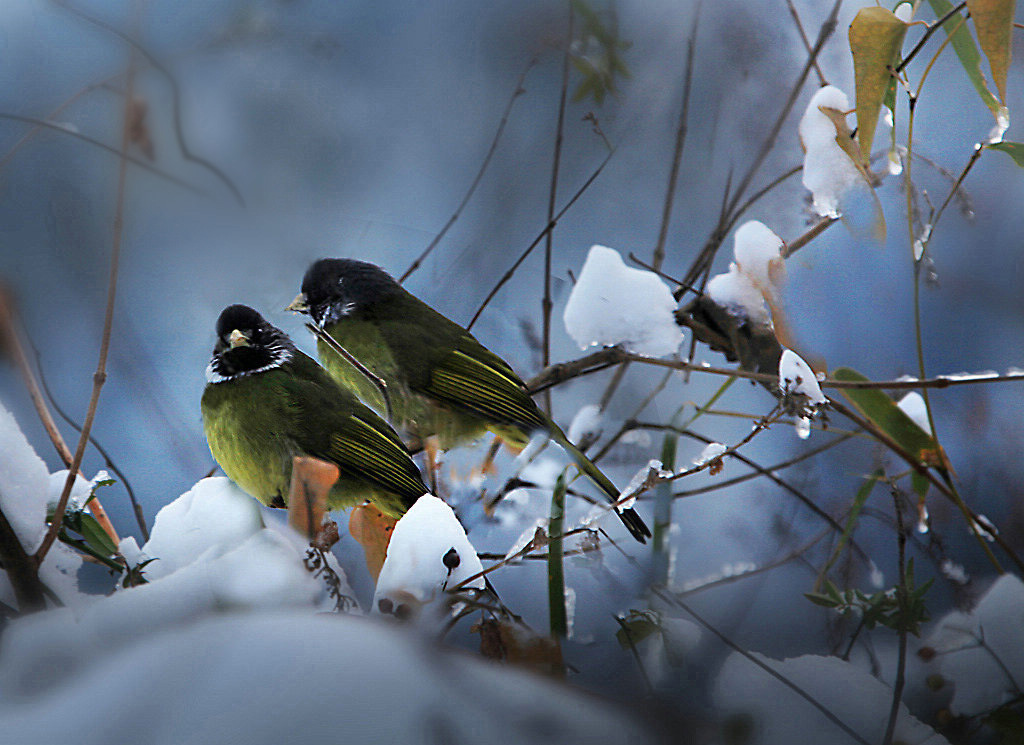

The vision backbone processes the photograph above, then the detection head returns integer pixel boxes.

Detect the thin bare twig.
[467,149,614,329]
[882,483,908,745]
[786,0,828,86]
[305,322,393,423]
[895,1,969,74]
[399,58,536,283]
[36,6,138,565]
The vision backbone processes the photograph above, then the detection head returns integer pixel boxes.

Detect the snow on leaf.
[707,265,767,322]
[897,391,932,435]
[798,86,868,219]
[732,220,785,291]
[373,495,484,612]
[562,245,683,357]
[778,349,826,405]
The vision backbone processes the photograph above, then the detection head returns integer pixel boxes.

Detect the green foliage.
[988,141,1024,167]
[570,0,631,104]
[547,470,570,638]
[806,559,933,635]
[47,477,123,572]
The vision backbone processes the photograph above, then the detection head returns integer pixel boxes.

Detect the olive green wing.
[413,336,548,434]
[284,354,428,503]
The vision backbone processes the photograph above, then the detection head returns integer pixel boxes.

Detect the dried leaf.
[927,0,1004,118]
[967,0,1015,102]
[472,617,565,678]
[988,140,1024,166]
[287,456,339,539]
[348,503,397,582]
[848,6,909,159]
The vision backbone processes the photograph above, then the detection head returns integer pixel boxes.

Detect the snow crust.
[563,244,683,357]
[693,442,727,466]
[374,495,484,610]
[715,652,949,745]
[799,85,863,218]
[567,402,603,444]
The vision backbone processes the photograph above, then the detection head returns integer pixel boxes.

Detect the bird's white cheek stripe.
[205,347,293,384]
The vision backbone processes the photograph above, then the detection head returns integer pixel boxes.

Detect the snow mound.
[567,403,603,444]
[563,244,683,357]
[142,476,265,581]
[706,220,786,322]
[0,612,652,745]
[926,574,1024,716]
[715,652,949,745]
[374,495,484,613]
[799,85,864,218]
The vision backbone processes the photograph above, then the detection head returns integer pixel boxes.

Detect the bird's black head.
[207,304,294,383]
[289,258,401,327]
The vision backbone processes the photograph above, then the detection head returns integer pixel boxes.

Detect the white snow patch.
[927,575,1024,715]
[779,349,826,404]
[567,403,603,444]
[142,477,265,581]
[897,391,932,434]
[0,404,84,607]
[563,244,683,357]
[894,2,913,23]
[693,442,727,467]
[732,220,785,290]
[715,652,950,745]
[799,85,864,218]
[374,495,484,610]
[707,264,768,322]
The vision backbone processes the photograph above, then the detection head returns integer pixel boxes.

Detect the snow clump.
[799,85,864,218]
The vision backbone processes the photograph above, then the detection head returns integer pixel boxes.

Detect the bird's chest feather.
[201,374,297,501]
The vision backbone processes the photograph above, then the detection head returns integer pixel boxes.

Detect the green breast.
[201,371,297,504]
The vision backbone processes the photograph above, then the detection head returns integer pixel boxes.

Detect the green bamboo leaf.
[849,6,909,159]
[987,141,1024,166]
[926,0,1004,118]
[79,512,118,557]
[547,470,570,638]
[831,367,938,462]
[967,0,1015,103]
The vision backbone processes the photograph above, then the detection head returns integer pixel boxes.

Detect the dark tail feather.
[551,425,651,544]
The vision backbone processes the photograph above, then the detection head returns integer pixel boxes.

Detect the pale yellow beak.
[228,329,250,348]
[286,293,308,313]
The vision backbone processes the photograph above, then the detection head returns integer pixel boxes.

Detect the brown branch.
[786,0,828,87]
[895,1,968,74]
[35,6,137,565]
[399,57,536,283]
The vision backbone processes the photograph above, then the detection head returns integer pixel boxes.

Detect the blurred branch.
[51,0,245,205]
[27,337,147,541]
[882,482,908,745]
[37,3,139,565]
[399,57,537,283]
[0,113,204,194]
[467,148,615,329]
[786,0,828,87]
[652,3,699,271]
[0,291,121,546]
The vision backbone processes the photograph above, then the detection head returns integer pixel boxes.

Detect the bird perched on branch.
[287,259,651,543]
[201,304,428,518]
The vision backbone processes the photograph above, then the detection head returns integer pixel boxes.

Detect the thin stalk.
[882,485,909,745]
[547,471,569,638]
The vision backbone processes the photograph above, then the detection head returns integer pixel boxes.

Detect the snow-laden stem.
[36,2,138,566]
[547,471,569,639]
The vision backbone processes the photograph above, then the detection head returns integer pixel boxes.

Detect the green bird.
[201,304,428,517]
[287,259,651,543]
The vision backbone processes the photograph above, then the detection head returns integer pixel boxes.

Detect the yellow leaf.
[968,0,1016,102]
[849,6,909,159]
